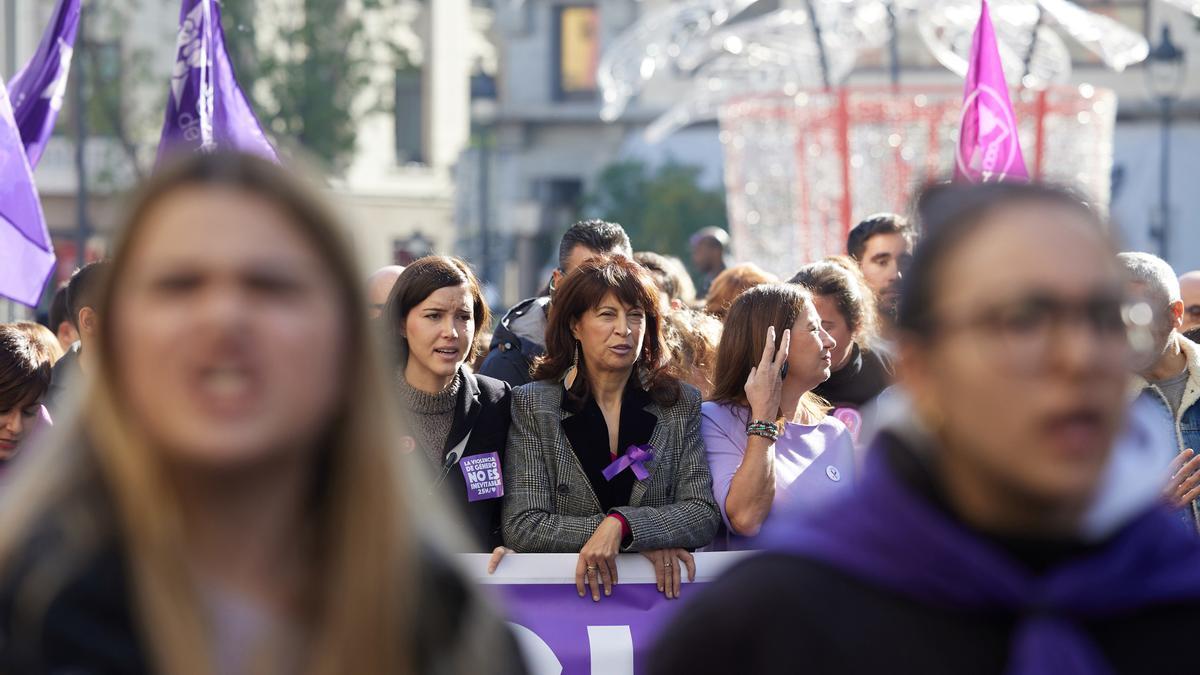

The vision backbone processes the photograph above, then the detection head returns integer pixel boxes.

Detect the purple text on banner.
[461,452,504,502]
[496,583,692,674]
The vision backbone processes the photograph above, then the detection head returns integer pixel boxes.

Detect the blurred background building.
[2,0,1198,318]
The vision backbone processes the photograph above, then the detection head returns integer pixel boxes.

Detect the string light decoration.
[719,85,1116,278]
[599,0,1170,268]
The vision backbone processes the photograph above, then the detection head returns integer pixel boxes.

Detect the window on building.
[395,67,424,165]
[554,5,598,101]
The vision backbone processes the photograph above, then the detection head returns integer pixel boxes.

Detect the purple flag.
[954,0,1029,183]
[0,78,56,308]
[8,0,80,168]
[157,0,277,164]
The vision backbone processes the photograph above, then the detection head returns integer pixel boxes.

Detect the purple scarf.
[762,437,1200,675]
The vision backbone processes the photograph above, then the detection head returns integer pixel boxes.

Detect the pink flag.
[955,0,1029,183]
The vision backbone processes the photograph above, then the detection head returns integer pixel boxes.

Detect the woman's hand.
[1166,449,1200,509]
[641,549,696,600]
[487,546,512,575]
[745,326,790,421]
[575,517,624,602]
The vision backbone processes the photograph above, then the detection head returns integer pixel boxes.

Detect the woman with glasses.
[651,182,1200,675]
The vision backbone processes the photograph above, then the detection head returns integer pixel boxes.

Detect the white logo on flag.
[169,3,207,108]
[956,84,1019,182]
[41,39,73,112]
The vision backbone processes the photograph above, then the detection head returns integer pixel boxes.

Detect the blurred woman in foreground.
[0,153,521,675]
[652,182,1200,674]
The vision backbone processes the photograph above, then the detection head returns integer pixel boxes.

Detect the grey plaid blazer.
[501,379,720,553]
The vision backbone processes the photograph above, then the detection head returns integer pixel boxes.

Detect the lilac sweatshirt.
[701,401,856,550]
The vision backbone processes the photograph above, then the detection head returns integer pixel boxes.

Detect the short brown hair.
[383,256,491,365]
[533,256,680,407]
[634,252,697,306]
[705,263,779,320]
[0,324,52,412]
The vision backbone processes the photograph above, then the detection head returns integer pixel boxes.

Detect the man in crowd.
[689,226,731,300]
[1119,253,1200,528]
[480,219,632,388]
[46,261,110,416]
[47,284,79,353]
[846,214,914,336]
[366,265,405,320]
[1179,270,1200,334]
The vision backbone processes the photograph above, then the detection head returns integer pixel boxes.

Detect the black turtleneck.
[649,434,1200,675]
[812,344,892,409]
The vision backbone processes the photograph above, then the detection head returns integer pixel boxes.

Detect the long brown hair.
[709,284,828,424]
[383,256,491,367]
[0,152,417,675]
[533,255,681,407]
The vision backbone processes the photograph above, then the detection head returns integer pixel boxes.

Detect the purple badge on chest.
[460,452,504,502]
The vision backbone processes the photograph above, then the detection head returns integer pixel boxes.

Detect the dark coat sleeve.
[479,346,533,389]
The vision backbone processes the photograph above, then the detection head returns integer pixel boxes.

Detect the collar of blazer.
[443,368,482,457]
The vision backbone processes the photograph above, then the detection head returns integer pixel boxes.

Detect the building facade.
[471,0,1200,306]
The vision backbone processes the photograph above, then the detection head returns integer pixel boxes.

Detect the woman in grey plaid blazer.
[501,256,720,602]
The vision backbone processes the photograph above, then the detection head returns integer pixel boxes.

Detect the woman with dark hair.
[502,256,720,602]
[653,182,1200,675]
[702,284,854,549]
[0,325,53,463]
[791,260,893,409]
[0,153,521,675]
[383,255,512,552]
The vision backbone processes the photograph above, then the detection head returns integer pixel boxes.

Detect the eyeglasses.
[929,293,1137,374]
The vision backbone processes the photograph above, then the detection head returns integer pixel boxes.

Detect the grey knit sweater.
[395,367,463,467]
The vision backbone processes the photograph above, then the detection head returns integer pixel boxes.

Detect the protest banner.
[465,552,751,674]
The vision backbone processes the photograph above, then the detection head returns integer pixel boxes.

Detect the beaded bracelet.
[746,420,779,441]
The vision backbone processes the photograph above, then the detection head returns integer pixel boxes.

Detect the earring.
[564,341,580,389]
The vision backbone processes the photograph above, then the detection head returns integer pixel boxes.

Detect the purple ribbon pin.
[602,444,654,481]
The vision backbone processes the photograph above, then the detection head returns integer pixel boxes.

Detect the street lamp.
[1145,25,1186,261]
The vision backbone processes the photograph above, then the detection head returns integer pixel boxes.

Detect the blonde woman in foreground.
[0,152,523,675]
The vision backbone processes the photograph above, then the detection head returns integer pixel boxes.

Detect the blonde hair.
[705,263,780,320]
[0,153,416,675]
[9,321,65,366]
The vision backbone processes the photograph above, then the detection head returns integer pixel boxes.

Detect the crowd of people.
[2,151,1200,673]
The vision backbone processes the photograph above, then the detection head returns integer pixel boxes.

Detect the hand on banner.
[641,548,696,600]
[487,546,512,574]
[745,326,790,420]
[1166,449,1200,509]
[576,517,623,602]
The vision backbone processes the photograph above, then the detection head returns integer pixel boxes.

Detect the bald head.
[1180,271,1200,333]
[367,265,405,319]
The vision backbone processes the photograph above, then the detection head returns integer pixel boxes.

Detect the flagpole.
[71,13,89,269]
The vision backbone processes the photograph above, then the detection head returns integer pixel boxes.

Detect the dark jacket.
[0,518,526,675]
[649,436,1200,675]
[502,379,720,553]
[812,343,893,410]
[479,297,549,388]
[434,371,512,551]
[44,343,81,419]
